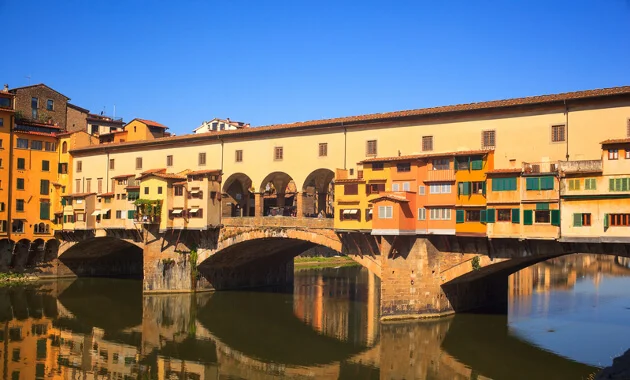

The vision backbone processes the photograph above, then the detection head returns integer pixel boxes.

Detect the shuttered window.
[422,136,433,152]
[551,210,560,226]
[551,125,566,142]
[584,178,596,190]
[486,208,496,223]
[609,178,630,191]
[366,140,377,156]
[135,157,142,170]
[39,201,50,220]
[318,143,327,157]
[523,210,533,225]
[512,208,520,224]
[491,177,517,191]
[40,180,49,195]
[456,210,465,224]
[526,176,554,191]
[482,130,495,148]
[471,157,483,170]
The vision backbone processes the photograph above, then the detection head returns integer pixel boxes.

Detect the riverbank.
[0,272,39,286]
[294,256,359,270]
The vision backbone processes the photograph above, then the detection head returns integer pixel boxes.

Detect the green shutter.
[568,180,575,191]
[511,208,520,223]
[462,182,470,195]
[40,202,50,220]
[541,176,554,190]
[536,203,549,210]
[610,178,615,191]
[508,177,517,190]
[551,210,560,226]
[456,210,464,224]
[573,213,582,227]
[526,177,539,190]
[63,215,67,223]
[471,159,483,170]
[486,208,495,223]
[128,210,135,219]
[61,198,66,206]
[480,210,487,223]
[575,179,580,190]
[491,178,501,192]
[604,214,609,229]
[482,181,486,196]
[623,178,630,192]
[523,210,533,225]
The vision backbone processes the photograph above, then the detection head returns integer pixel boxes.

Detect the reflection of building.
[0,319,52,380]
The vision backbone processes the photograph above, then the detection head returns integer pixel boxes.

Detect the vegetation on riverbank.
[0,272,38,286]
[294,256,359,270]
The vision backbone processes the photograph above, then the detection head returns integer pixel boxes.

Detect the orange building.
[454,150,494,237]
[421,154,457,235]
[520,161,561,239]
[486,168,522,238]
[99,118,168,144]
[0,89,15,238]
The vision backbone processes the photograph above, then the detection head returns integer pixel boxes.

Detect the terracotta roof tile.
[111,174,135,179]
[486,168,523,175]
[601,138,630,145]
[140,168,166,175]
[63,192,96,198]
[98,192,115,197]
[14,130,57,137]
[125,186,140,190]
[369,194,409,203]
[173,181,187,186]
[334,178,366,183]
[187,169,221,176]
[136,119,168,129]
[71,86,630,154]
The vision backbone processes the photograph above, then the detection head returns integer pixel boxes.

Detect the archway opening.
[222,173,254,217]
[10,239,31,270]
[301,169,335,218]
[26,238,46,267]
[260,172,296,217]
[58,237,143,279]
[0,239,14,270]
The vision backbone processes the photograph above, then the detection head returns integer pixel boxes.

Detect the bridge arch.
[11,239,31,269]
[0,239,13,269]
[26,238,46,267]
[58,236,143,278]
[222,172,254,217]
[301,168,335,218]
[259,171,297,217]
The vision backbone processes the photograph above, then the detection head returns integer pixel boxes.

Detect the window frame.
[422,136,433,152]
[482,130,496,149]
[235,150,243,162]
[274,146,283,161]
[198,152,206,166]
[609,149,619,160]
[551,124,566,143]
[497,209,512,222]
[318,143,327,157]
[366,140,377,156]
[46,99,54,111]
[135,157,142,170]
[166,155,173,166]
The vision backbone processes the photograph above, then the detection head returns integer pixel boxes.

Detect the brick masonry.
[11,85,69,129]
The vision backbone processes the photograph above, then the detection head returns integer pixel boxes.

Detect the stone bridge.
[16,215,630,320]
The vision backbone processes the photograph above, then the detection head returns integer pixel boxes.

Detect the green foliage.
[189,245,199,290]
[471,256,481,271]
[134,199,162,218]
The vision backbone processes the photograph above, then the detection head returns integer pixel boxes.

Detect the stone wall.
[12,85,68,128]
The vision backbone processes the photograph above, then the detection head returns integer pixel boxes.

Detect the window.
[115,210,122,219]
[430,208,451,220]
[86,179,92,193]
[109,159,115,170]
[497,209,512,222]
[456,157,470,171]
[104,197,111,204]
[366,140,377,156]
[12,220,24,233]
[418,208,426,220]
[626,150,630,159]
[44,142,55,151]
[16,139,28,149]
[378,206,393,219]
[234,150,243,163]
[0,220,6,232]
[58,162,68,174]
[62,141,67,153]
[402,182,410,191]
[75,179,81,192]
[0,202,4,212]
[482,130,495,148]
[0,118,2,127]
[344,184,358,195]
[535,210,551,224]
[136,157,142,170]
[0,98,9,108]
[31,140,43,150]
[551,125,565,142]
[144,187,149,195]
[433,159,449,170]
[318,143,327,157]
[274,147,283,160]
[609,149,619,160]
[525,176,554,190]
[76,161,82,172]
[190,208,203,218]
[40,180,49,195]
[41,160,49,172]
[466,210,481,222]
[372,162,384,171]
[16,178,24,190]
[418,185,426,195]
[39,201,50,221]
[472,181,485,194]
[16,199,24,212]
[491,177,517,191]
[471,157,483,170]
[97,179,103,193]
[392,183,400,191]
[157,187,163,195]
[609,214,630,227]
[609,178,630,192]
[430,183,451,194]
[199,152,206,165]
[0,140,2,149]
[567,179,580,191]
[396,163,411,172]
[17,158,25,170]
[46,99,54,111]
[175,186,184,196]
[166,155,173,166]
[31,97,38,109]
[573,213,591,227]
[367,183,385,195]
[422,136,433,151]
[585,178,597,190]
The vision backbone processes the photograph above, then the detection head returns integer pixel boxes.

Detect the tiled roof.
[125,186,140,190]
[68,103,90,113]
[334,178,366,183]
[111,174,135,179]
[15,119,63,129]
[187,169,221,176]
[98,192,115,197]
[71,86,630,154]
[9,83,70,100]
[486,168,523,175]
[601,138,630,145]
[361,149,493,163]
[140,168,166,175]
[369,194,409,203]
[14,130,57,137]
[63,192,96,198]
[173,181,187,186]
[138,171,186,180]
[135,119,168,129]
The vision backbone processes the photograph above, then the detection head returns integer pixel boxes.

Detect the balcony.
[425,169,455,182]
[523,161,559,175]
[557,160,602,175]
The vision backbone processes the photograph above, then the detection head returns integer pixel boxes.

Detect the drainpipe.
[220,137,224,172]
[343,123,347,170]
[564,100,569,161]
[7,114,14,242]
[106,152,110,192]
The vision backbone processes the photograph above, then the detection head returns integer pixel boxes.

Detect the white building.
[193,118,249,134]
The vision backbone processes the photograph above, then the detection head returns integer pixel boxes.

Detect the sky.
[2,0,630,135]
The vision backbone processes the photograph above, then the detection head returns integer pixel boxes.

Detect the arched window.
[62,141,68,153]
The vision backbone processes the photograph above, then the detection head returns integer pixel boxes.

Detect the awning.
[91,210,101,216]
[189,189,200,194]
[343,209,358,215]
[189,208,200,213]
[171,209,183,215]
[100,208,110,214]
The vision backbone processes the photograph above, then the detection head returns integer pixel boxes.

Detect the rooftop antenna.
[113,104,116,119]
[25,75,31,85]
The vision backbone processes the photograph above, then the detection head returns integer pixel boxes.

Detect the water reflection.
[0,256,626,379]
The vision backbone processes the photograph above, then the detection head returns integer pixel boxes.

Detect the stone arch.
[301,168,335,218]
[43,239,59,263]
[259,171,297,217]
[222,172,254,217]
[58,236,144,278]
[26,238,46,267]
[11,239,31,270]
[0,239,14,270]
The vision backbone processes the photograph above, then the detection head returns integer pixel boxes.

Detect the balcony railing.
[557,160,603,174]
[523,161,559,175]
[426,169,455,182]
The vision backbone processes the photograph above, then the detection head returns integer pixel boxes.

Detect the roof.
[98,192,115,197]
[13,130,57,137]
[125,186,140,190]
[601,138,630,145]
[369,194,409,203]
[9,83,70,100]
[63,192,96,198]
[15,119,63,129]
[140,168,166,175]
[67,103,90,113]
[334,178,366,184]
[111,174,135,179]
[193,118,250,132]
[130,118,168,129]
[71,85,630,155]
[173,181,187,186]
[187,169,221,176]
[137,170,186,180]
[361,149,493,163]
[486,168,523,175]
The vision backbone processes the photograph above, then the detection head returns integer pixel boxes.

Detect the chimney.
[2,84,8,93]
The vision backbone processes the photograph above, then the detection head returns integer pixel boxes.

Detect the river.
[0,254,628,379]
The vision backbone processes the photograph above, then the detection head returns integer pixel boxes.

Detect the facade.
[9,83,70,129]
[486,169,522,239]
[61,193,97,231]
[66,103,89,132]
[454,151,494,237]
[87,113,124,136]
[0,89,14,238]
[193,118,249,133]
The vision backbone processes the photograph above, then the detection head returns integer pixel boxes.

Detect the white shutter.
[403,182,410,191]
[419,186,426,195]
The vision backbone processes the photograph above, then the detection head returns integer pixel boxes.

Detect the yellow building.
[0,90,14,238]
[100,118,169,144]
[486,169,522,239]
[136,169,187,231]
[454,150,494,237]
[521,161,561,239]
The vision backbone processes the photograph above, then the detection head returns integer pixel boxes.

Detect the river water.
[1,254,628,379]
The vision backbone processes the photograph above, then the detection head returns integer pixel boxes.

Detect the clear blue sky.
[3,0,630,135]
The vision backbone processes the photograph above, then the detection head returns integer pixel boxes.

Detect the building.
[66,103,90,132]
[87,113,124,136]
[520,161,561,239]
[100,118,168,144]
[485,168,523,239]
[9,83,70,129]
[61,193,97,231]
[0,88,15,238]
[193,118,249,134]
[454,150,494,237]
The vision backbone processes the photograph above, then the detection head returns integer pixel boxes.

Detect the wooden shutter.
[511,208,520,223]
[486,209,495,223]
[523,210,533,225]
[480,210,487,223]
[573,213,582,227]
[456,209,465,223]
[551,210,560,226]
